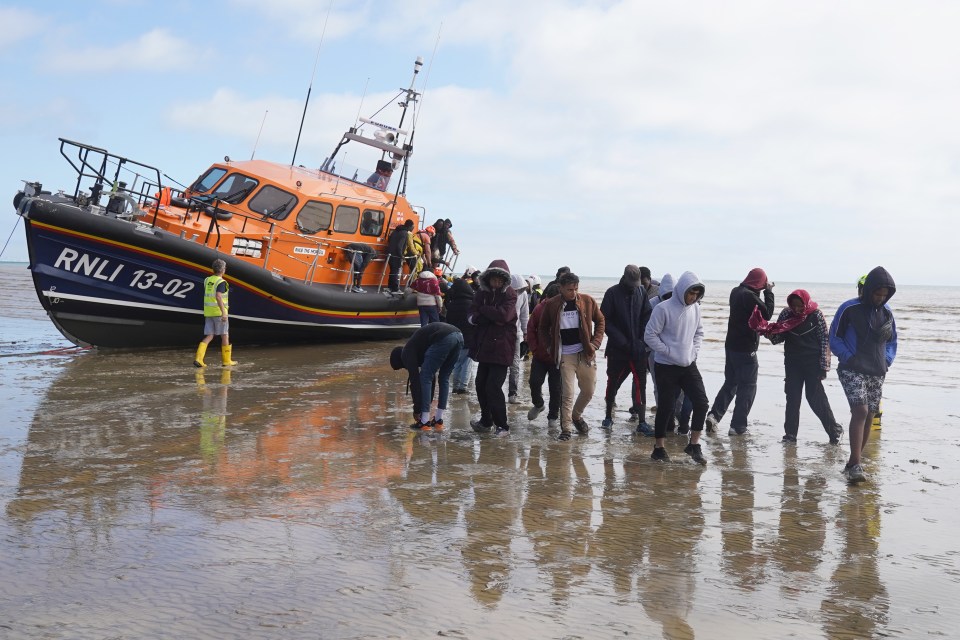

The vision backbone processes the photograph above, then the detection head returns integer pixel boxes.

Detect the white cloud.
[43,28,208,73]
[0,7,46,50]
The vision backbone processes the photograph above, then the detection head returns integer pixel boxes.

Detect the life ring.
[202,205,233,221]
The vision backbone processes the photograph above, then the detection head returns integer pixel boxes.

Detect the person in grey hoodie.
[643,271,709,464]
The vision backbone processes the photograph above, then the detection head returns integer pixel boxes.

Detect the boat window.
[333,205,360,233]
[212,173,259,204]
[360,209,384,237]
[297,200,333,234]
[248,185,298,220]
[190,167,227,193]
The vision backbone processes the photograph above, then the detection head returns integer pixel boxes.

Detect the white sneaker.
[705,413,718,433]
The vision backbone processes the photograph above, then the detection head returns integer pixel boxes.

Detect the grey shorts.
[838,369,884,412]
[204,317,229,336]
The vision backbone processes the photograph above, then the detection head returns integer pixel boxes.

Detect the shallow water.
[1,263,959,638]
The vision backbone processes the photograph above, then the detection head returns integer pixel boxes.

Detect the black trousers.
[476,362,509,428]
[784,357,837,438]
[654,362,709,439]
[709,349,758,431]
[529,358,561,420]
[604,354,646,413]
[387,256,404,292]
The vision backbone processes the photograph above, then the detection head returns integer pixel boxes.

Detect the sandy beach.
[1,262,959,639]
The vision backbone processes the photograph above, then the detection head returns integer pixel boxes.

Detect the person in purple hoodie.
[468,259,518,435]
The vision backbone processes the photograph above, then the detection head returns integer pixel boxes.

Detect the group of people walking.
[390,259,898,484]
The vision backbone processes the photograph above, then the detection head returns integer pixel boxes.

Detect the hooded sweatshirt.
[649,273,675,309]
[408,270,441,306]
[830,266,897,376]
[468,259,518,366]
[510,273,530,338]
[644,271,705,367]
[725,268,775,352]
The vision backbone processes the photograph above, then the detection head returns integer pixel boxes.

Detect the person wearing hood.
[527,275,543,309]
[468,260,518,434]
[431,218,460,263]
[600,265,653,434]
[829,266,897,483]
[539,271,606,441]
[408,269,443,326]
[443,275,478,393]
[706,267,776,436]
[640,266,660,300]
[647,273,693,433]
[643,271,709,464]
[508,273,531,404]
[752,289,843,445]
[390,322,464,430]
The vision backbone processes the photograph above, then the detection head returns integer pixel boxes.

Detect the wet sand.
[2,263,959,639]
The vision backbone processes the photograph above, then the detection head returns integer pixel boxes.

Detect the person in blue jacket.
[829,266,897,483]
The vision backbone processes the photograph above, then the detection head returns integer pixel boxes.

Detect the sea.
[1,261,959,639]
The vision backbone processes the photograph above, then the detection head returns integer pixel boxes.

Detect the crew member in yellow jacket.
[194,258,238,367]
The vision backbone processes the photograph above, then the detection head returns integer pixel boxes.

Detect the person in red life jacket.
[390,322,464,430]
[194,259,238,368]
[829,266,898,484]
[706,267,775,436]
[408,268,443,326]
[752,289,843,444]
[468,259,518,435]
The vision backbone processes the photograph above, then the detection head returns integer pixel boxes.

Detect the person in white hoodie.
[507,272,530,403]
[643,271,709,464]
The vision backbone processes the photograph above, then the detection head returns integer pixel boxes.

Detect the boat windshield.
[322,159,394,192]
[212,173,259,204]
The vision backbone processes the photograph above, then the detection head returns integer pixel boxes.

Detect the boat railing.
[58,139,164,214]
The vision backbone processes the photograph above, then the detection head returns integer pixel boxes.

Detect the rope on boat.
[0,216,21,260]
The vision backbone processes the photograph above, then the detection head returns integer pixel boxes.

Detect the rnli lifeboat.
[12,58,445,349]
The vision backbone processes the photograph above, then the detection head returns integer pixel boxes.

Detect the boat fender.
[170,197,192,209]
[202,205,233,221]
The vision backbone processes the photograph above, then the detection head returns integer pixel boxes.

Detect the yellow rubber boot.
[194,342,208,368]
[221,344,238,366]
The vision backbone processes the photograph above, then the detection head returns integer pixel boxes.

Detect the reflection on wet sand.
[821,479,889,638]
[3,338,951,637]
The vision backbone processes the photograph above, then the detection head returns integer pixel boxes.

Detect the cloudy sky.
[1,1,956,285]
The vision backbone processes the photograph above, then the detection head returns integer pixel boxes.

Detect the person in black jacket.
[443,276,477,393]
[390,322,464,429]
[599,264,652,434]
[386,219,414,292]
[706,267,775,435]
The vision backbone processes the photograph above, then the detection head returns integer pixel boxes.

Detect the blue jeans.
[418,306,440,326]
[451,345,473,390]
[709,349,759,432]
[420,332,463,413]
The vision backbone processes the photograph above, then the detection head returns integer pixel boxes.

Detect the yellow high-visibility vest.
[203,275,229,317]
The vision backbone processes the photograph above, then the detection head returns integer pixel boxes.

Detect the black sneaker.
[677,423,690,435]
[705,413,718,433]
[829,423,844,445]
[495,426,510,437]
[782,434,797,443]
[452,388,468,394]
[410,420,428,430]
[527,404,544,420]
[430,418,445,430]
[651,446,670,462]
[573,417,590,435]
[558,431,572,441]
[470,419,492,433]
[684,442,707,465]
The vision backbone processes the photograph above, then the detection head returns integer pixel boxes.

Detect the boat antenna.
[291,0,334,166]
[251,110,269,160]
[401,24,442,196]
[354,77,370,128]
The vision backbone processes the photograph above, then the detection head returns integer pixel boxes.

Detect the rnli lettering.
[51,247,195,299]
[53,247,124,282]
[293,246,325,256]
